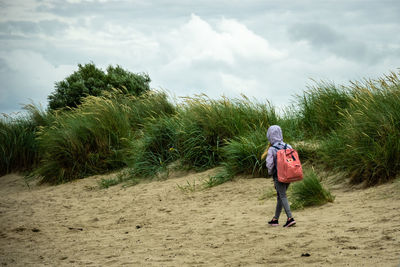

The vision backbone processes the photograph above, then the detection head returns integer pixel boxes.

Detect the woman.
[263,125,296,228]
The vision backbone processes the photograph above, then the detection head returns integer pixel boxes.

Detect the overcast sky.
[1,0,400,114]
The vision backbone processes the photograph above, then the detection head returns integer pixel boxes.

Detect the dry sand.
[0,169,399,266]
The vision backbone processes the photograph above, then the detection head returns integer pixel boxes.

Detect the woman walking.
[264,125,296,228]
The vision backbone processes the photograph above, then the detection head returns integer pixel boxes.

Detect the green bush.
[320,72,400,185]
[48,63,150,110]
[289,169,335,210]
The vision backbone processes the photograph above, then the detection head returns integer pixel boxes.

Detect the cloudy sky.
[1,0,400,114]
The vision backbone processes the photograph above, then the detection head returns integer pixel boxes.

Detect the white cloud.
[219,73,260,96]
[162,14,285,69]
[0,50,75,109]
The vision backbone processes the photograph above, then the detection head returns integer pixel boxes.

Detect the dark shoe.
[283,218,296,227]
[268,218,279,226]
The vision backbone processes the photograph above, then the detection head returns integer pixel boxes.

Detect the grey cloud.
[0,20,68,36]
[288,22,382,63]
[289,23,343,47]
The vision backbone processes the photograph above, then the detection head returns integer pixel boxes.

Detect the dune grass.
[0,104,50,175]
[124,115,180,179]
[0,116,38,175]
[319,72,400,185]
[296,82,351,138]
[3,70,400,189]
[175,95,278,171]
[205,128,268,186]
[289,168,335,210]
[34,91,175,184]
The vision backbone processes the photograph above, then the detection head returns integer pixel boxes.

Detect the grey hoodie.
[266,125,292,177]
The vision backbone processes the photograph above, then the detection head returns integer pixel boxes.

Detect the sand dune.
[0,170,399,266]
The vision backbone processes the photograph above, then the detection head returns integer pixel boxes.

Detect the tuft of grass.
[177,179,198,193]
[203,167,235,188]
[99,177,122,189]
[289,169,335,210]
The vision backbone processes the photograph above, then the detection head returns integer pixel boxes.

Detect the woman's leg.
[274,193,283,219]
[273,179,282,219]
[274,180,292,219]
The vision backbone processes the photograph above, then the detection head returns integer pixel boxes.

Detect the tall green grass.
[296,82,351,137]
[221,129,268,178]
[3,69,399,189]
[0,104,49,175]
[0,116,37,175]
[320,72,400,185]
[175,95,277,170]
[203,129,268,188]
[34,91,175,184]
[124,115,179,178]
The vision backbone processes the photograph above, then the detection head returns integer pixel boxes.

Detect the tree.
[47,63,151,110]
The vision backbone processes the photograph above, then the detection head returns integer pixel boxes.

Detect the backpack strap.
[272,143,287,150]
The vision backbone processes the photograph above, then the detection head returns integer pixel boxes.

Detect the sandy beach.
[1,170,399,266]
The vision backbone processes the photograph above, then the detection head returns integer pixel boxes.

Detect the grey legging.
[273,178,293,219]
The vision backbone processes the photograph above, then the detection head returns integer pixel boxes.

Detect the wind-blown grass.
[3,69,399,189]
[0,116,37,175]
[289,169,335,210]
[124,115,180,178]
[207,128,268,186]
[0,104,49,175]
[296,82,351,137]
[320,72,400,185]
[176,95,277,170]
[34,91,175,184]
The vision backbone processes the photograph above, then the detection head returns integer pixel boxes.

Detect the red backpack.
[272,144,303,183]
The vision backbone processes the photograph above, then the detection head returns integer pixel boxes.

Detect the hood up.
[267,125,283,145]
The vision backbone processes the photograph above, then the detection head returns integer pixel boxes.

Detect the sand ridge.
[0,170,399,266]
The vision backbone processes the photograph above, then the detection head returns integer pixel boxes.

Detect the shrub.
[289,169,335,210]
[48,63,151,110]
[320,71,400,185]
